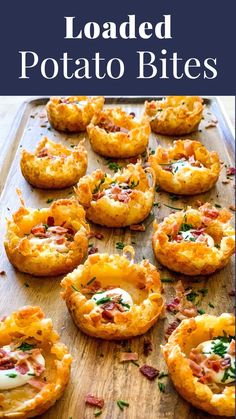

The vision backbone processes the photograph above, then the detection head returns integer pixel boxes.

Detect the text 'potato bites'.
[4,193,90,276]
[61,247,164,340]
[144,96,204,136]
[46,96,104,132]
[87,107,150,158]
[149,139,220,195]
[20,137,88,189]
[0,306,72,418]
[162,313,235,416]
[152,203,235,276]
[75,162,156,228]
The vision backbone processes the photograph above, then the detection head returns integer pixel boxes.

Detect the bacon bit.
[228,290,235,297]
[188,359,202,377]
[37,147,49,158]
[205,122,217,129]
[47,216,54,226]
[88,246,98,255]
[165,319,180,340]
[139,365,159,380]
[15,361,29,375]
[28,378,46,390]
[85,394,104,408]
[227,340,235,355]
[0,349,7,358]
[117,193,130,203]
[196,200,204,207]
[130,224,145,231]
[143,340,153,356]
[102,310,114,321]
[120,352,138,362]
[0,351,16,370]
[93,191,105,201]
[198,372,213,384]
[88,232,104,240]
[47,226,68,234]
[184,142,194,156]
[201,207,219,219]
[229,205,235,211]
[222,179,230,184]
[31,225,47,237]
[226,167,236,176]
[189,349,205,365]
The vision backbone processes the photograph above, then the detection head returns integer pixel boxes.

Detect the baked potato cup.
[162,313,235,416]
[87,107,150,158]
[4,194,90,277]
[152,203,235,276]
[46,96,104,132]
[0,305,72,418]
[75,162,156,227]
[20,137,88,189]
[149,139,220,195]
[145,96,204,135]
[61,247,164,340]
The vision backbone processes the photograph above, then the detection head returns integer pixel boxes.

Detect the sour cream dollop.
[91,288,133,311]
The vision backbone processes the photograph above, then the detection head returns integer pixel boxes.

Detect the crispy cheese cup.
[87,107,150,158]
[20,137,88,189]
[144,96,204,135]
[152,204,235,276]
[61,247,164,340]
[149,140,220,195]
[0,306,72,418]
[46,96,104,132]
[4,194,90,277]
[75,162,156,227]
[162,313,235,416]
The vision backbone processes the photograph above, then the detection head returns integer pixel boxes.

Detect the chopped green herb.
[71,284,80,292]
[18,342,35,352]
[43,224,49,230]
[93,177,106,194]
[88,243,94,248]
[107,161,122,172]
[117,400,129,410]
[24,282,30,288]
[158,382,165,392]
[131,241,136,245]
[211,338,232,357]
[169,195,179,201]
[215,243,221,249]
[186,291,198,303]
[96,297,111,305]
[180,223,193,232]
[70,144,75,148]
[6,373,17,378]
[131,360,140,367]
[164,204,183,211]
[161,278,175,283]
[208,302,215,308]
[221,364,235,383]
[130,180,139,189]
[46,198,53,204]
[197,309,205,315]
[94,411,102,417]
[86,276,96,286]
[119,300,130,309]
[27,373,36,376]
[155,185,161,192]
[199,288,208,297]
[215,203,222,208]
[158,372,168,379]
[116,242,125,250]
[153,202,160,207]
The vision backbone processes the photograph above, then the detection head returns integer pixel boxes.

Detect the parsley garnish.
[208,302,215,308]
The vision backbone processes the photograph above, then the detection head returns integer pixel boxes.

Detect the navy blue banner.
[0,0,235,94]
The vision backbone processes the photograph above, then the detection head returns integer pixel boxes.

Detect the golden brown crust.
[149,139,220,195]
[162,313,235,416]
[20,137,88,189]
[74,162,156,227]
[87,107,150,158]
[46,96,104,132]
[152,203,235,275]
[4,194,90,277]
[0,306,72,418]
[144,96,204,135]
[61,248,164,340]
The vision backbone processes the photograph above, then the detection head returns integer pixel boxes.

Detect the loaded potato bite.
[20,137,88,189]
[75,162,155,227]
[46,96,104,132]
[152,203,235,275]
[61,247,164,340]
[144,96,204,135]
[149,139,220,195]
[0,306,72,418]
[87,107,150,158]
[162,313,235,416]
[4,194,90,276]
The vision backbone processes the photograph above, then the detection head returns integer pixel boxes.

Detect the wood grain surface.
[0,98,235,419]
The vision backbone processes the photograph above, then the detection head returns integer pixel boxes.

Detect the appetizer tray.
[0,97,235,419]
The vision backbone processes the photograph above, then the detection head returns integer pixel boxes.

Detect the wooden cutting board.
[0,97,234,419]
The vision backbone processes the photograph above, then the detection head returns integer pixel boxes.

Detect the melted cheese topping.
[196,340,235,384]
[91,288,133,311]
[29,236,69,253]
[172,159,204,174]
[180,231,214,247]
[0,346,45,390]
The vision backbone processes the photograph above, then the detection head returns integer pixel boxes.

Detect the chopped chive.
[164,204,183,211]
[158,372,168,379]
[117,400,129,410]
[198,288,208,297]
[197,309,205,315]
[6,373,17,378]
[88,243,94,248]
[208,302,215,308]
[94,411,102,417]
[155,185,161,192]
[161,278,175,283]
[46,198,53,204]
[131,360,140,367]
[116,242,125,250]
[24,282,29,288]
[71,284,80,292]
[27,373,36,376]
[153,202,160,207]
[86,276,96,286]
[215,203,222,208]
[169,195,179,201]
[158,382,165,392]
[96,297,111,305]
[18,342,35,352]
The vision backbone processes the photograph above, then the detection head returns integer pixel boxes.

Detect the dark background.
[0,0,235,95]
